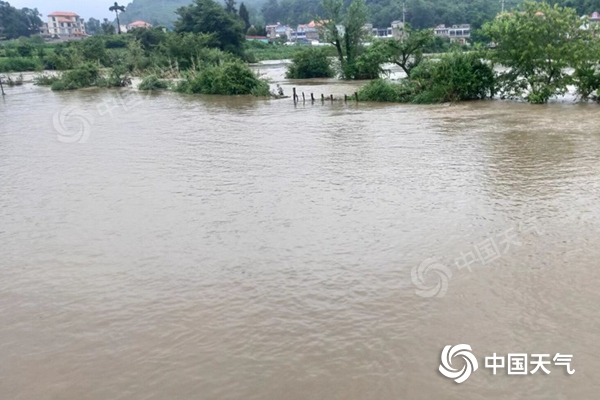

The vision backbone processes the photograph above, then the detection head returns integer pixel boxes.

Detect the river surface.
[1,63,600,399]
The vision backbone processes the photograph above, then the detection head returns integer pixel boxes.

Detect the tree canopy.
[175,0,245,55]
[0,1,42,39]
[483,1,592,103]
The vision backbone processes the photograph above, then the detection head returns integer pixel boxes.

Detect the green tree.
[247,26,258,36]
[286,47,334,78]
[572,27,600,100]
[382,27,433,77]
[175,0,245,55]
[239,2,251,31]
[225,0,237,14]
[482,1,589,103]
[0,2,42,39]
[321,0,369,79]
[85,17,101,35]
[101,18,116,35]
[109,2,126,34]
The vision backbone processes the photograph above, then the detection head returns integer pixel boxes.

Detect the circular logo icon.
[439,344,478,383]
[53,106,94,143]
[411,258,452,298]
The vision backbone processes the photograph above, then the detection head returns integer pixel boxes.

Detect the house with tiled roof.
[47,11,86,37]
[127,20,152,30]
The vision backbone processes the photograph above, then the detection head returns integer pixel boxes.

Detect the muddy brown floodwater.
[1,62,600,400]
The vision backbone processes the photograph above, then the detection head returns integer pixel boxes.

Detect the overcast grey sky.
[9,0,115,20]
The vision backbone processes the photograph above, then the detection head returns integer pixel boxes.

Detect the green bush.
[104,35,130,49]
[51,63,102,91]
[138,75,170,90]
[0,57,42,72]
[175,61,269,96]
[286,48,334,79]
[357,79,416,102]
[353,45,390,80]
[98,66,132,88]
[411,52,495,103]
[358,52,495,104]
[34,73,60,86]
[78,37,109,65]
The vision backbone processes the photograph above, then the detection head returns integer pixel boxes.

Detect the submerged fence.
[292,87,358,104]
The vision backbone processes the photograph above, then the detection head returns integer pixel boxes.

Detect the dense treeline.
[0,1,42,39]
[118,0,600,33]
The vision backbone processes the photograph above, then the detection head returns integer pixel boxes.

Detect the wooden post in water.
[330,94,334,102]
[292,87,297,103]
[321,94,325,102]
[344,94,347,102]
[354,92,358,102]
[302,92,305,103]
[0,76,5,96]
[311,93,315,102]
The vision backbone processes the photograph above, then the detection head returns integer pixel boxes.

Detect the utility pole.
[402,0,406,42]
[501,0,505,13]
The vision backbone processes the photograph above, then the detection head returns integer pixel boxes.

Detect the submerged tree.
[483,1,590,103]
[321,0,369,79]
[109,2,126,34]
[383,26,434,78]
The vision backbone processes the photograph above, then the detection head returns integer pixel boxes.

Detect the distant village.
[38,11,152,40]
[37,9,600,46]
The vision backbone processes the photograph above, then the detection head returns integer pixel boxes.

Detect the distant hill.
[119,0,191,27]
[117,0,600,31]
[119,0,266,27]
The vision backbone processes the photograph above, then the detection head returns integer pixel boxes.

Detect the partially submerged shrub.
[34,73,60,86]
[138,75,170,90]
[357,79,417,102]
[98,66,132,88]
[51,63,101,91]
[358,52,495,104]
[286,48,334,79]
[176,61,269,96]
[4,74,24,86]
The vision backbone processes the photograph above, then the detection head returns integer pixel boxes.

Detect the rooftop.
[48,11,80,17]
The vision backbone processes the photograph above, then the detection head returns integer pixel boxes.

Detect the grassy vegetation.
[138,75,171,90]
[0,31,270,96]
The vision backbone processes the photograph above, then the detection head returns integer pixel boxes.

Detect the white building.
[47,11,86,38]
[434,24,470,44]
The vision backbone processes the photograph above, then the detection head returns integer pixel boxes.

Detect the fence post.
[293,87,297,103]
[354,92,358,102]
[311,93,315,102]
[302,92,305,103]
